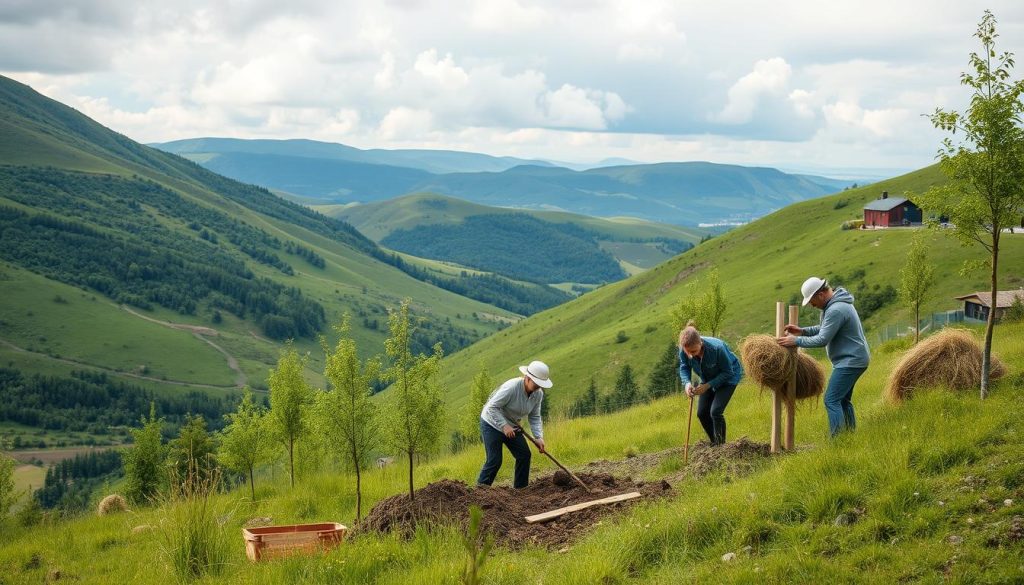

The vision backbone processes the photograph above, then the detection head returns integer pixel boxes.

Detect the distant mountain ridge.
[153,137,555,174]
[153,138,854,226]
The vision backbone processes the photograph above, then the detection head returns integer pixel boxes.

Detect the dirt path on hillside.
[117,304,247,387]
[6,445,126,465]
[0,337,241,390]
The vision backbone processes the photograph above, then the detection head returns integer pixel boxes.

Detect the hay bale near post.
[884,329,1007,402]
[741,322,826,454]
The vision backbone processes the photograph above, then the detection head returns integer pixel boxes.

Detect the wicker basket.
[242,522,347,561]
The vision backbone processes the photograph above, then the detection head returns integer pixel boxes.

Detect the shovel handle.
[518,427,592,493]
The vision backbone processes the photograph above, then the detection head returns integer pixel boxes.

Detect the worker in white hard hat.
[777,277,870,436]
[477,360,552,488]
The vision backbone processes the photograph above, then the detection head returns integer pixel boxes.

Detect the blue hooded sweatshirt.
[796,287,870,369]
[678,336,744,390]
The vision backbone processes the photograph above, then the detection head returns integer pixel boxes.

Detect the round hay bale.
[885,329,1008,402]
[552,469,572,487]
[740,334,825,403]
[97,494,128,516]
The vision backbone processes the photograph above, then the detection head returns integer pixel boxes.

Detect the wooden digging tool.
[684,393,695,464]
[517,427,592,493]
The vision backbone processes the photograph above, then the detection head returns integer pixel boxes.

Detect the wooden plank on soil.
[525,492,642,524]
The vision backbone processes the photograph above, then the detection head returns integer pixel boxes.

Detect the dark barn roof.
[863,196,914,212]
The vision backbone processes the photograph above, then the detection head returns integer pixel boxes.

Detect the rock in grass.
[721,552,737,562]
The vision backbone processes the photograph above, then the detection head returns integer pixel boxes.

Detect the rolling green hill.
[0,75,525,447]
[428,164,1024,418]
[318,192,705,274]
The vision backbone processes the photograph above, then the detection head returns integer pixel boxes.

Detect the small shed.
[863,191,923,227]
[954,289,1024,322]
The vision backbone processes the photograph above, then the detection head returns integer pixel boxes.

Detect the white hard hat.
[800,277,828,306]
[519,360,553,388]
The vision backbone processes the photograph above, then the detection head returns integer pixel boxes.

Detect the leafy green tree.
[124,403,167,504]
[571,378,601,417]
[461,366,494,448]
[0,453,18,520]
[918,10,1024,398]
[671,268,727,336]
[219,389,274,501]
[268,345,313,487]
[1006,295,1024,323]
[647,342,681,399]
[604,364,640,412]
[383,300,446,501]
[316,317,381,522]
[168,414,217,490]
[898,231,937,344]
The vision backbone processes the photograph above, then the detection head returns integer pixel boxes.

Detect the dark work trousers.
[695,384,737,445]
[476,418,532,488]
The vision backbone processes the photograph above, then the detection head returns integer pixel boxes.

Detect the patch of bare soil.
[360,438,773,549]
[360,472,671,549]
[584,437,773,484]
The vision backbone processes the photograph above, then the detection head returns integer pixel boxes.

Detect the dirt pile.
[685,437,772,478]
[361,472,670,548]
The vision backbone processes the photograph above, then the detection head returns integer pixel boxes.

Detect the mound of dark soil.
[361,472,670,549]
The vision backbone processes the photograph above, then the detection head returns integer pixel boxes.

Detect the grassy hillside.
[319,193,704,273]
[0,75,521,447]
[1,323,1020,583]
[427,164,1024,418]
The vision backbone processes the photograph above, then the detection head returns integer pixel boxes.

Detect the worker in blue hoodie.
[678,321,744,446]
[778,277,870,436]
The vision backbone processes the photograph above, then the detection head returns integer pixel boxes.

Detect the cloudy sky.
[2,1,1022,176]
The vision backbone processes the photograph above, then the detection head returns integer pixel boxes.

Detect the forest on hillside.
[382,214,629,284]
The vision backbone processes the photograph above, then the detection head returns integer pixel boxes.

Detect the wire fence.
[875,309,971,344]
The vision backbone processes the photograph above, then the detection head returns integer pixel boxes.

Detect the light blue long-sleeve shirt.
[796,287,870,369]
[480,377,544,439]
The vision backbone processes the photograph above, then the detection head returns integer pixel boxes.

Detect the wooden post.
[785,305,799,450]
[771,302,784,453]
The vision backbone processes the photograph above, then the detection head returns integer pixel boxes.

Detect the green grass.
[427,165,1024,417]
[0,265,237,386]
[0,323,1021,583]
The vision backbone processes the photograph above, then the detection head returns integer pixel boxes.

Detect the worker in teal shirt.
[678,322,744,445]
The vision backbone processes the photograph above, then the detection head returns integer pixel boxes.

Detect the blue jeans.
[696,384,736,445]
[476,418,532,488]
[824,366,866,437]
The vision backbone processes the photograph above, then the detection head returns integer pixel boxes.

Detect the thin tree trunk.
[249,465,255,501]
[355,464,362,523]
[289,438,295,487]
[408,449,415,501]
[982,238,999,399]
[351,441,361,522]
[915,303,921,344]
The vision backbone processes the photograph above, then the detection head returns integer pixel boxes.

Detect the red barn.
[863,191,922,227]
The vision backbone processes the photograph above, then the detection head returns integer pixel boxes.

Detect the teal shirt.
[678,336,744,389]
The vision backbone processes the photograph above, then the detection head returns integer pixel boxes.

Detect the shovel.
[517,426,592,493]
[684,393,695,464]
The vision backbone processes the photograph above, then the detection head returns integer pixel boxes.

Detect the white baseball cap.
[519,360,553,388]
[801,277,828,306]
